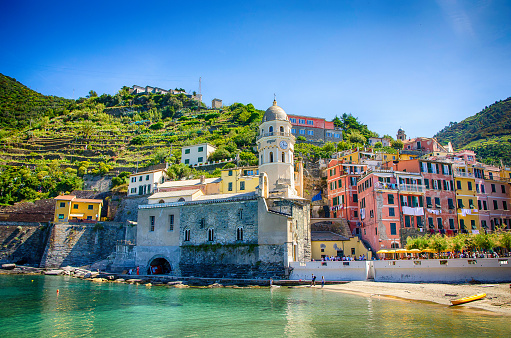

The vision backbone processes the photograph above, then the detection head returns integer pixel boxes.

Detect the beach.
[323,281,511,315]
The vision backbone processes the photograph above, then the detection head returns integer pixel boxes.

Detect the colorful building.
[453,163,479,233]
[54,195,103,223]
[287,114,341,143]
[219,166,260,194]
[311,231,372,260]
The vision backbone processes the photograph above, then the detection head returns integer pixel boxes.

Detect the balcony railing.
[374,182,398,190]
[399,184,426,193]
[257,131,294,140]
[454,171,474,178]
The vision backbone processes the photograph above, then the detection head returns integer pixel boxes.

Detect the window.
[428,217,434,228]
[290,118,296,123]
[471,220,476,230]
[198,157,203,162]
[481,220,487,229]
[502,185,506,194]
[200,218,205,229]
[282,152,285,163]
[291,128,296,133]
[504,201,508,211]
[481,185,485,193]
[457,199,463,208]
[460,219,465,230]
[449,218,455,229]
[478,200,482,210]
[240,181,245,190]
[88,205,93,210]
[185,149,191,154]
[483,201,488,210]
[307,130,314,135]
[424,179,429,189]
[388,194,394,204]
[390,223,397,235]
[389,207,395,216]
[59,202,65,208]
[491,184,496,193]
[351,248,356,255]
[229,170,233,176]
[131,177,136,183]
[456,180,461,190]
[405,215,411,227]
[58,214,64,220]
[437,218,443,229]
[426,197,432,208]
[270,152,274,162]
[208,228,214,241]
[228,182,233,191]
[237,227,243,241]
[307,120,313,125]
[353,194,358,203]
[87,216,92,220]
[185,159,190,164]
[198,146,203,152]
[184,229,190,241]
[73,204,78,209]
[238,209,243,220]
[493,200,498,210]
[299,119,305,124]
[146,175,150,181]
[269,126,273,133]
[299,129,305,135]
[469,199,474,209]
[467,181,472,190]
[353,210,358,218]
[327,132,332,137]
[150,216,155,231]
[334,133,341,138]
[139,176,143,182]
[416,216,423,227]
[169,215,174,231]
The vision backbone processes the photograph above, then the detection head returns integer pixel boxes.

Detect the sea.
[0,275,509,337]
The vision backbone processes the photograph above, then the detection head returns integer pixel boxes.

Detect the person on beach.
[321,276,325,288]
[311,274,317,286]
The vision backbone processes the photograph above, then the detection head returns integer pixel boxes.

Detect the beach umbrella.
[409,249,421,253]
[376,249,389,254]
[395,249,407,253]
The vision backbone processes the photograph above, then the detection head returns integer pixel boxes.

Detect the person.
[321,276,325,288]
[311,274,317,286]
[269,278,273,287]
[136,266,140,275]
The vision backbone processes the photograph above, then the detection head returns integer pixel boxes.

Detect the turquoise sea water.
[0,275,509,337]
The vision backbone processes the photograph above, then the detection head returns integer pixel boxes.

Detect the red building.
[326,160,366,234]
[287,115,341,143]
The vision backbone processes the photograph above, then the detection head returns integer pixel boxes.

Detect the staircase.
[40,224,89,268]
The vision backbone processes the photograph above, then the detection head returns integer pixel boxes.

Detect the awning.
[69,214,84,217]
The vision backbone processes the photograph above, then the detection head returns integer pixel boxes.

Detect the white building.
[368,137,391,147]
[128,169,166,196]
[181,143,216,166]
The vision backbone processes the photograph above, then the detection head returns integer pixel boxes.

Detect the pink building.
[287,115,341,143]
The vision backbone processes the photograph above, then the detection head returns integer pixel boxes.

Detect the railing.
[257,132,294,140]
[453,171,474,178]
[374,182,398,190]
[399,184,425,193]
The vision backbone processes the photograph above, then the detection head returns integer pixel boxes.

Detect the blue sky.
[2,0,510,139]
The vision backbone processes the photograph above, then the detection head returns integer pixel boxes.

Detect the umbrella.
[376,249,389,254]
[409,249,421,253]
[422,248,436,253]
[395,249,408,253]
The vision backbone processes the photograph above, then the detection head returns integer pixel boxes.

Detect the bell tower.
[257,100,296,197]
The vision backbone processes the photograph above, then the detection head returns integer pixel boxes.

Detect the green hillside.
[0,73,72,129]
[0,75,376,205]
[434,97,511,165]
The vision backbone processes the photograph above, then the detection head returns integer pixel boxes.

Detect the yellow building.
[311,231,372,260]
[54,195,103,223]
[219,166,260,194]
[453,165,479,233]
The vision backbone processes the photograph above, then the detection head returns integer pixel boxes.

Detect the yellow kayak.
[450,293,486,306]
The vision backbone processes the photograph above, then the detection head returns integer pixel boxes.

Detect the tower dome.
[262,99,288,122]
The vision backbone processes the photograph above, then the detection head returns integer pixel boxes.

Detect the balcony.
[374,182,398,190]
[257,131,294,140]
[399,184,426,193]
[453,171,474,178]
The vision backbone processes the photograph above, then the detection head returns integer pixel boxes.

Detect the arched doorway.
[147,257,172,275]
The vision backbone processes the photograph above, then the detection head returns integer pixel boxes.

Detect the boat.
[450,293,486,306]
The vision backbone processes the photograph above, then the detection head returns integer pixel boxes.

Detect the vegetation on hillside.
[435,97,511,165]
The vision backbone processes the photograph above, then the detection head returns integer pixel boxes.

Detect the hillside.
[0,75,376,205]
[434,97,511,165]
[0,73,72,129]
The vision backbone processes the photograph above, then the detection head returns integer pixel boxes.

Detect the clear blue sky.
[2,1,510,138]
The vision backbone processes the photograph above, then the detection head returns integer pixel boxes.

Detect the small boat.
[450,293,486,306]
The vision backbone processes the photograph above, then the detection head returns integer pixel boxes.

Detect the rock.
[106,275,116,280]
[208,283,223,288]
[44,270,64,275]
[92,278,107,282]
[167,281,183,286]
[145,283,152,287]
[173,284,189,288]
[126,279,143,284]
[83,273,92,279]
[116,278,125,283]
[1,264,16,270]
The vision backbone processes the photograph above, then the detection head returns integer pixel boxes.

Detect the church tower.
[257,100,296,197]
[397,128,406,141]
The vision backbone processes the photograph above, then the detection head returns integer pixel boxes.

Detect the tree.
[391,139,404,150]
[374,142,383,149]
[88,90,98,98]
[348,131,366,145]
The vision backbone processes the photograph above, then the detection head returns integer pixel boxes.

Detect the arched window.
[280,126,284,133]
[282,152,285,163]
[391,242,399,249]
[178,197,185,202]
[184,229,190,242]
[237,227,243,241]
[269,126,273,133]
[238,209,243,220]
[208,228,214,241]
[269,152,274,163]
[158,199,165,204]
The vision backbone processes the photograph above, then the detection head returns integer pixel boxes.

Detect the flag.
[311,192,322,202]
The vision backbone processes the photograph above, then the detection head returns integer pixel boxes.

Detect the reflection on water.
[0,275,509,337]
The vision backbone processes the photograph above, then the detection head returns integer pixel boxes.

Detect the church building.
[135,100,311,278]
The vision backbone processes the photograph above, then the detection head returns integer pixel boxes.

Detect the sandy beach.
[322,281,511,315]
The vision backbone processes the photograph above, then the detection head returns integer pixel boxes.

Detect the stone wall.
[0,223,51,266]
[40,222,127,268]
[114,196,148,223]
